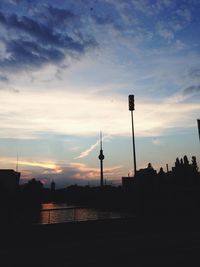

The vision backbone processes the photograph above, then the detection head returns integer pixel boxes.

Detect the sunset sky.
[0,0,200,187]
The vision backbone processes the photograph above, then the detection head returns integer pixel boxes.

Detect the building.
[122,177,134,190]
[122,163,157,190]
[0,169,20,196]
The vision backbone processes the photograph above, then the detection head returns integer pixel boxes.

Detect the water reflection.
[42,203,77,210]
[40,203,134,224]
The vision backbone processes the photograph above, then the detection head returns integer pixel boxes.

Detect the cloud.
[182,85,200,96]
[0,86,19,93]
[91,1,123,30]
[188,68,200,79]
[167,84,200,104]
[0,8,97,71]
[175,39,187,50]
[74,140,99,159]
[0,154,124,187]
[156,21,175,41]
[18,160,59,170]
[0,0,199,140]
[33,5,77,27]
[0,11,83,49]
[0,156,60,170]
[0,0,198,75]
[37,162,123,187]
[74,133,111,159]
[157,27,174,41]
[0,0,191,73]
[3,39,65,70]
[176,7,192,23]
[0,0,22,4]
[0,88,199,140]
[0,73,8,82]
[25,161,123,187]
[152,138,164,146]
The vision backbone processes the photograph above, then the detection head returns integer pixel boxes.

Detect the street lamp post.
[197,119,200,143]
[129,95,137,176]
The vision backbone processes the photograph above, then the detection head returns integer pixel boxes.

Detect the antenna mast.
[16,153,19,172]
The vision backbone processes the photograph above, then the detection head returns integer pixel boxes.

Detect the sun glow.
[0,157,58,170]
[18,160,57,170]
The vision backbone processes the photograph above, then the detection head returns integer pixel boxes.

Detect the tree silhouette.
[192,156,198,171]
[183,155,189,165]
[175,158,180,167]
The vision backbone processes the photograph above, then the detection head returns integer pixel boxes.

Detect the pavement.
[0,217,200,266]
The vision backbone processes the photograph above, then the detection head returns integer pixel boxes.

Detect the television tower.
[98,131,105,188]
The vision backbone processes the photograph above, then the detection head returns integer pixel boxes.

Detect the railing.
[40,207,135,225]
[41,206,84,224]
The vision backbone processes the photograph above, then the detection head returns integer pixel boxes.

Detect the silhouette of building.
[0,169,20,196]
[51,180,56,192]
[122,163,156,190]
[22,178,43,206]
[122,176,134,190]
[98,132,105,188]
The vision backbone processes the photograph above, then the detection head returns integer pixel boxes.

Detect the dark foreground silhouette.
[1,155,200,266]
[1,216,200,266]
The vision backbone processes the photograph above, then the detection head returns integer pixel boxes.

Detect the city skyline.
[0,0,200,187]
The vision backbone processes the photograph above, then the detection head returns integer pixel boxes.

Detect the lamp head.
[129,95,135,111]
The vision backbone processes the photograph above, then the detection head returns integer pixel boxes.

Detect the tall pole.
[197,119,200,143]
[100,159,103,187]
[131,110,137,176]
[98,131,105,188]
[129,95,137,176]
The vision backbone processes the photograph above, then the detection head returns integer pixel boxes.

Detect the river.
[40,203,135,224]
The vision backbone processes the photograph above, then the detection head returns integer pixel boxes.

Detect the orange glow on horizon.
[19,160,57,169]
[0,157,58,170]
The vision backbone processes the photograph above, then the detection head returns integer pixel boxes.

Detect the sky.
[0,0,200,187]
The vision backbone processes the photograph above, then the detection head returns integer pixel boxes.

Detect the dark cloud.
[34,5,76,27]
[6,14,61,45]
[0,11,93,51]
[0,0,197,74]
[183,85,200,95]
[3,39,65,70]
[0,8,97,71]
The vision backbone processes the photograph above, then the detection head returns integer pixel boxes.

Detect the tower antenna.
[16,153,19,172]
[100,131,102,150]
